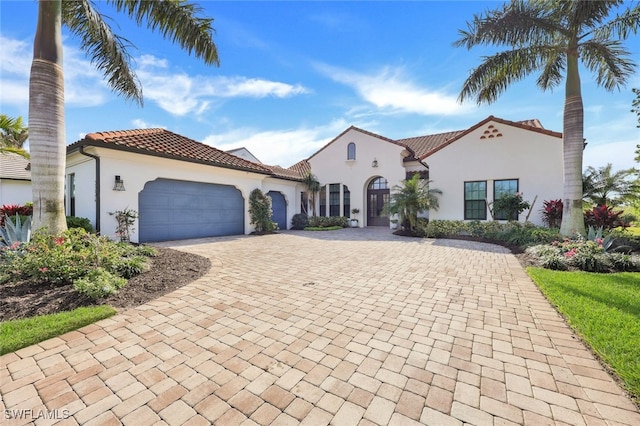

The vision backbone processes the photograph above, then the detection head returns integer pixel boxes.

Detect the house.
[65,116,562,243]
[65,129,300,243]
[0,152,32,206]
[305,116,563,227]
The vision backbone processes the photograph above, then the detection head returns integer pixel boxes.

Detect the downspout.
[78,146,100,233]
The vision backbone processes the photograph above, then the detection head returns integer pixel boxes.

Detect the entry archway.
[367,177,389,226]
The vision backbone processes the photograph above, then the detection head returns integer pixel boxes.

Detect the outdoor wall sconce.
[372,158,378,168]
[113,175,126,191]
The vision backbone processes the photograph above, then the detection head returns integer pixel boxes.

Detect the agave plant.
[586,226,614,253]
[0,214,32,247]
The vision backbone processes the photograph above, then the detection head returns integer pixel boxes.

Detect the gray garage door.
[139,179,244,243]
[267,191,287,230]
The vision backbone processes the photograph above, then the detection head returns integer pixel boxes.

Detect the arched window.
[347,142,356,160]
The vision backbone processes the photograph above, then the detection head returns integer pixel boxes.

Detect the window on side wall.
[493,179,519,220]
[347,142,356,160]
[69,173,76,217]
[464,181,486,220]
[329,183,340,216]
[319,186,327,216]
[343,185,350,217]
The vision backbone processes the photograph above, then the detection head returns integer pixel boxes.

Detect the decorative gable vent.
[479,124,503,139]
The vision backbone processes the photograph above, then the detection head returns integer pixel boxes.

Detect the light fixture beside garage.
[113,175,126,191]
[372,158,378,168]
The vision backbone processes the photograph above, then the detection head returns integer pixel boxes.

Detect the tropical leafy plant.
[301,172,321,216]
[0,114,29,158]
[0,215,32,248]
[584,205,625,230]
[583,164,639,208]
[383,174,442,232]
[28,0,220,235]
[455,1,640,236]
[492,192,530,221]
[541,199,563,229]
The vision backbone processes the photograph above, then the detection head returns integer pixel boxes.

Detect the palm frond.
[62,0,143,105]
[454,0,561,49]
[109,0,219,66]
[0,147,30,159]
[459,46,552,104]
[589,3,640,40]
[580,40,636,91]
[536,47,565,91]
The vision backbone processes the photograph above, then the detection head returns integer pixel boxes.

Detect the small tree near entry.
[384,174,442,232]
[249,189,275,233]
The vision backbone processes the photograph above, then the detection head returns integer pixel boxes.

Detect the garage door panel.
[267,191,287,230]
[139,179,244,243]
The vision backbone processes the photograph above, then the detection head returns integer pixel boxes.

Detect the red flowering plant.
[0,203,32,226]
[541,199,563,228]
[583,205,625,230]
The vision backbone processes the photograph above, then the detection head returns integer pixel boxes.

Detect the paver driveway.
[1,228,638,425]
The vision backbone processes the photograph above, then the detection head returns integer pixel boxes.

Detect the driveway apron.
[1,228,638,425]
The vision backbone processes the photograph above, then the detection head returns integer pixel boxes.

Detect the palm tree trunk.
[29,0,67,234]
[559,49,586,236]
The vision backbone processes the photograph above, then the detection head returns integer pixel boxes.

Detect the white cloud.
[0,35,109,108]
[315,63,469,116]
[131,118,166,129]
[137,54,309,116]
[202,119,350,167]
[583,140,637,172]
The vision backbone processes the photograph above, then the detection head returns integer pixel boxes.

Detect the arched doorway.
[367,177,389,226]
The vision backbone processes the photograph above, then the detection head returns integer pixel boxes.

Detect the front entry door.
[367,177,390,226]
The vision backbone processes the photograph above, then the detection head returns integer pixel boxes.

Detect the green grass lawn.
[528,268,640,399]
[0,306,116,355]
[625,226,640,236]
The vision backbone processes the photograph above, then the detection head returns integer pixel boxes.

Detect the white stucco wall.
[308,129,410,226]
[0,179,32,206]
[426,121,563,225]
[67,147,296,242]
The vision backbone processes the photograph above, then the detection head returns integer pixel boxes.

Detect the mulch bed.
[1,248,211,322]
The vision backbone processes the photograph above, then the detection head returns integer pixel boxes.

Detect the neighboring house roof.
[264,164,307,181]
[226,147,262,164]
[0,152,31,181]
[67,128,274,175]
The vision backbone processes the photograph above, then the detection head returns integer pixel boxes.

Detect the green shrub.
[422,220,467,238]
[112,256,149,279]
[73,268,127,299]
[607,253,640,272]
[308,216,348,228]
[291,213,309,230]
[1,228,152,285]
[249,189,275,233]
[66,216,93,232]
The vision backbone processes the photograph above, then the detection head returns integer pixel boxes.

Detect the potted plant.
[390,218,398,230]
[350,208,360,228]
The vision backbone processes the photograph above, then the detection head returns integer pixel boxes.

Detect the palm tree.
[384,173,442,232]
[29,0,219,234]
[301,172,321,216]
[583,163,638,207]
[455,0,640,236]
[0,115,29,149]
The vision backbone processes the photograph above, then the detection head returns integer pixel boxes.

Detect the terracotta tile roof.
[288,159,311,177]
[264,164,305,181]
[400,116,561,160]
[0,153,31,180]
[67,128,273,175]
[398,130,465,160]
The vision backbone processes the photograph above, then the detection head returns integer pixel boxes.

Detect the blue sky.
[1,1,638,169]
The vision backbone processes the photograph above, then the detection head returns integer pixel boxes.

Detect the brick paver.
[1,228,638,425]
